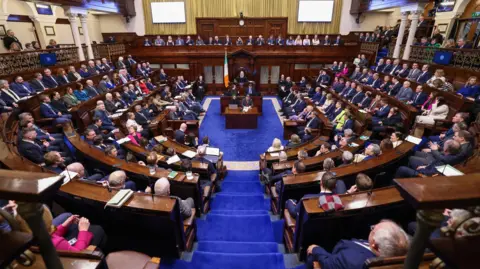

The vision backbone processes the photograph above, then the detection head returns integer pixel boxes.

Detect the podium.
[224,107,260,129]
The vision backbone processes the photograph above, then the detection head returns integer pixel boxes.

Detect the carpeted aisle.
[199,98,286,161]
[161,171,299,269]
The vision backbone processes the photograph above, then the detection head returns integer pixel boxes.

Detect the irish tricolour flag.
[224,50,229,88]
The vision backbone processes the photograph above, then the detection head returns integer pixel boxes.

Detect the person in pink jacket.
[52,214,93,251]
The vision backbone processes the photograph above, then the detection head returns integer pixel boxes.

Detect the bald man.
[146,177,194,219]
[66,162,104,182]
[107,170,137,191]
[174,123,187,143]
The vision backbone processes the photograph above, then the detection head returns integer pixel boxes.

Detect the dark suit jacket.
[135,112,149,126]
[51,99,69,114]
[57,75,70,85]
[351,92,365,105]
[397,69,409,78]
[382,113,402,127]
[42,76,59,88]
[174,130,185,143]
[311,239,376,269]
[416,72,431,84]
[40,103,60,118]
[375,105,390,118]
[10,82,34,97]
[305,117,321,129]
[411,92,428,108]
[105,100,117,113]
[30,79,47,92]
[85,86,100,97]
[18,140,46,164]
[388,83,402,96]
[241,98,253,107]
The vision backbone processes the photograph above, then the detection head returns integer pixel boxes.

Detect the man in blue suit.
[42,69,59,88]
[373,58,385,73]
[388,59,402,76]
[286,171,337,218]
[408,85,428,109]
[39,94,72,125]
[397,63,410,78]
[175,36,185,46]
[318,70,330,86]
[306,219,409,269]
[174,123,187,143]
[93,102,115,132]
[17,127,48,164]
[297,112,322,136]
[269,161,306,192]
[30,73,48,92]
[332,79,345,93]
[382,59,393,74]
[245,83,257,96]
[349,67,362,81]
[426,113,468,146]
[368,73,382,89]
[344,82,357,100]
[387,77,402,96]
[372,98,390,123]
[416,64,431,84]
[0,80,21,108]
[287,95,307,118]
[395,140,461,178]
[84,80,101,97]
[358,91,372,108]
[350,85,365,105]
[11,76,35,97]
[395,81,413,102]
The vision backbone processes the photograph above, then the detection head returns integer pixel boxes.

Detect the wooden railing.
[0,47,79,76]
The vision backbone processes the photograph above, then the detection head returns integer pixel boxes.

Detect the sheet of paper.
[110,113,123,118]
[154,135,167,143]
[270,152,280,157]
[349,142,359,147]
[182,150,197,158]
[116,137,131,145]
[167,154,181,164]
[359,109,367,114]
[60,170,78,185]
[435,165,464,176]
[206,147,220,156]
[116,108,128,113]
[405,135,422,145]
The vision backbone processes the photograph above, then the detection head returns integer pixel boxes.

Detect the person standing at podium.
[241,95,253,108]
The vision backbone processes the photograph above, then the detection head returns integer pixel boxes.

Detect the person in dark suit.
[192,146,218,192]
[371,107,402,138]
[241,95,253,108]
[358,91,372,108]
[397,63,410,78]
[372,98,390,123]
[39,94,72,125]
[456,38,473,49]
[56,68,70,85]
[377,75,392,92]
[368,73,382,89]
[387,77,402,96]
[88,117,118,140]
[228,95,241,106]
[285,171,337,218]
[407,85,428,110]
[93,102,115,132]
[395,140,461,178]
[318,70,330,86]
[11,76,35,97]
[298,112,322,136]
[134,104,151,128]
[388,59,402,76]
[245,83,257,96]
[42,69,59,89]
[84,80,101,98]
[416,64,431,84]
[174,123,187,143]
[373,59,385,73]
[349,67,362,81]
[333,35,342,46]
[267,161,305,190]
[30,73,48,92]
[17,127,48,164]
[395,81,413,102]
[50,92,70,115]
[305,219,409,269]
[382,59,393,74]
[350,86,366,105]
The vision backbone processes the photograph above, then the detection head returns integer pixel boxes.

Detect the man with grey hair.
[363,144,381,161]
[457,38,472,49]
[0,79,20,108]
[340,151,353,167]
[145,177,194,219]
[106,170,136,191]
[85,79,101,97]
[306,219,409,268]
[193,145,218,191]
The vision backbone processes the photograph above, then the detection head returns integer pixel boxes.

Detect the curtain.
[143,0,342,35]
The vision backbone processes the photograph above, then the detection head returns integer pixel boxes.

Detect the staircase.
[375,47,389,64]
[161,170,304,269]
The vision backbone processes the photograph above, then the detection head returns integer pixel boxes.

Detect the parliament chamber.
[1,0,480,269]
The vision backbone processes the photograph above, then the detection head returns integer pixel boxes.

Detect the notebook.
[167,155,181,164]
[168,171,178,179]
[182,150,197,158]
[154,135,167,143]
[405,135,422,145]
[206,147,220,156]
[106,189,134,208]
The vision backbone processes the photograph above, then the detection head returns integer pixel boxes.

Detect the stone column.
[403,10,421,60]
[66,13,85,61]
[79,14,94,60]
[393,11,409,59]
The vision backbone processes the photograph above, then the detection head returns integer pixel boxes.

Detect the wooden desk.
[224,107,260,129]
[220,96,263,114]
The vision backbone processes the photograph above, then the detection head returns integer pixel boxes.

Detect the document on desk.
[110,113,123,118]
[182,150,197,158]
[116,137,131,145]
[117,108,128,113]
[405,135,422,145]
[154,135,167,143]
[206,147,220,156]
[60,170,79,185]
[106,189,134,208]
[167,154,181,164]
[270,152,280,157]
[435,165,464,176]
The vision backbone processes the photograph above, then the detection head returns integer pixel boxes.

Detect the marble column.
[66,13,85,61]
[393,11,409,59]
[403,10,421,60]
[79,14,94,60]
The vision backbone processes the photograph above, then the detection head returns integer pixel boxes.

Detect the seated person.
[315,143,331,156]
[18,127,49,164]
[93,102,116,132]
[44,151,66,174]
[286,134,302,148]
[371,107,402,139]
[93,135,107,150]
[105,145,125,160]
[285,171,337,218]
[193,146,217,192]
[241,94,254,108]
[345,173,373,194]
[134,104,151,128]
[354,143,381,163]
[39,94,72,125]
[267,138,284,152]
[415,96,448,125]
[297,112,322,136]
[289,105,314,122]
[11,76,35,97]
[390,131,404,148]
[127,125,142,146]
[105,170,136,191]
[339,150,353,167]
[305,220,409,269]
[395,140,461,178]
[395,81,413,102]
[267,160,305,186]
[145,178,195,219]
[50,91,70,115]
[407,85,428,110]
[457,76,480,99]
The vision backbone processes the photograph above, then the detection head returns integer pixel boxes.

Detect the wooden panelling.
[195,18,288,40]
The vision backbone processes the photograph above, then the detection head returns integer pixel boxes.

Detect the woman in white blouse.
[415,96,449,125]
[267,138,284,152]
[295,35,303,46]
[426,69,446,87]
[303,35,311,46]
[312,35,320,45]
[125,112,144,133]
[390,131,403,148]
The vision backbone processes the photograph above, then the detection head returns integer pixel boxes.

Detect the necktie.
[46,104,55,114]
[38,80,45,90]
[49,76,58,86]
[90,87,99,95]
[5,89,20,101]
[414,93,419,103]
[21,84,31,93]
[370,101,376,110]
[64,75,69,83]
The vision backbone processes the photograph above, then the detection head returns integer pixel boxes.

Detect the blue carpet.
[160,118,298,269]
[199,98,286,161]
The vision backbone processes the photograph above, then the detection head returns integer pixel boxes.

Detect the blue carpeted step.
[209,209,270,215]
[210,193,270,211]
[222,170,260,182]
[197,241,279,253]
[197,214,276,242]
[191,251,285,269]
[221,181,263,193]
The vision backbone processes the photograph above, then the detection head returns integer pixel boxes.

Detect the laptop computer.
[228,104,238,109]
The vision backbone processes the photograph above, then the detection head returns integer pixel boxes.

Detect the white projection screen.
[151,2,186,23]
[297,0,335,22]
